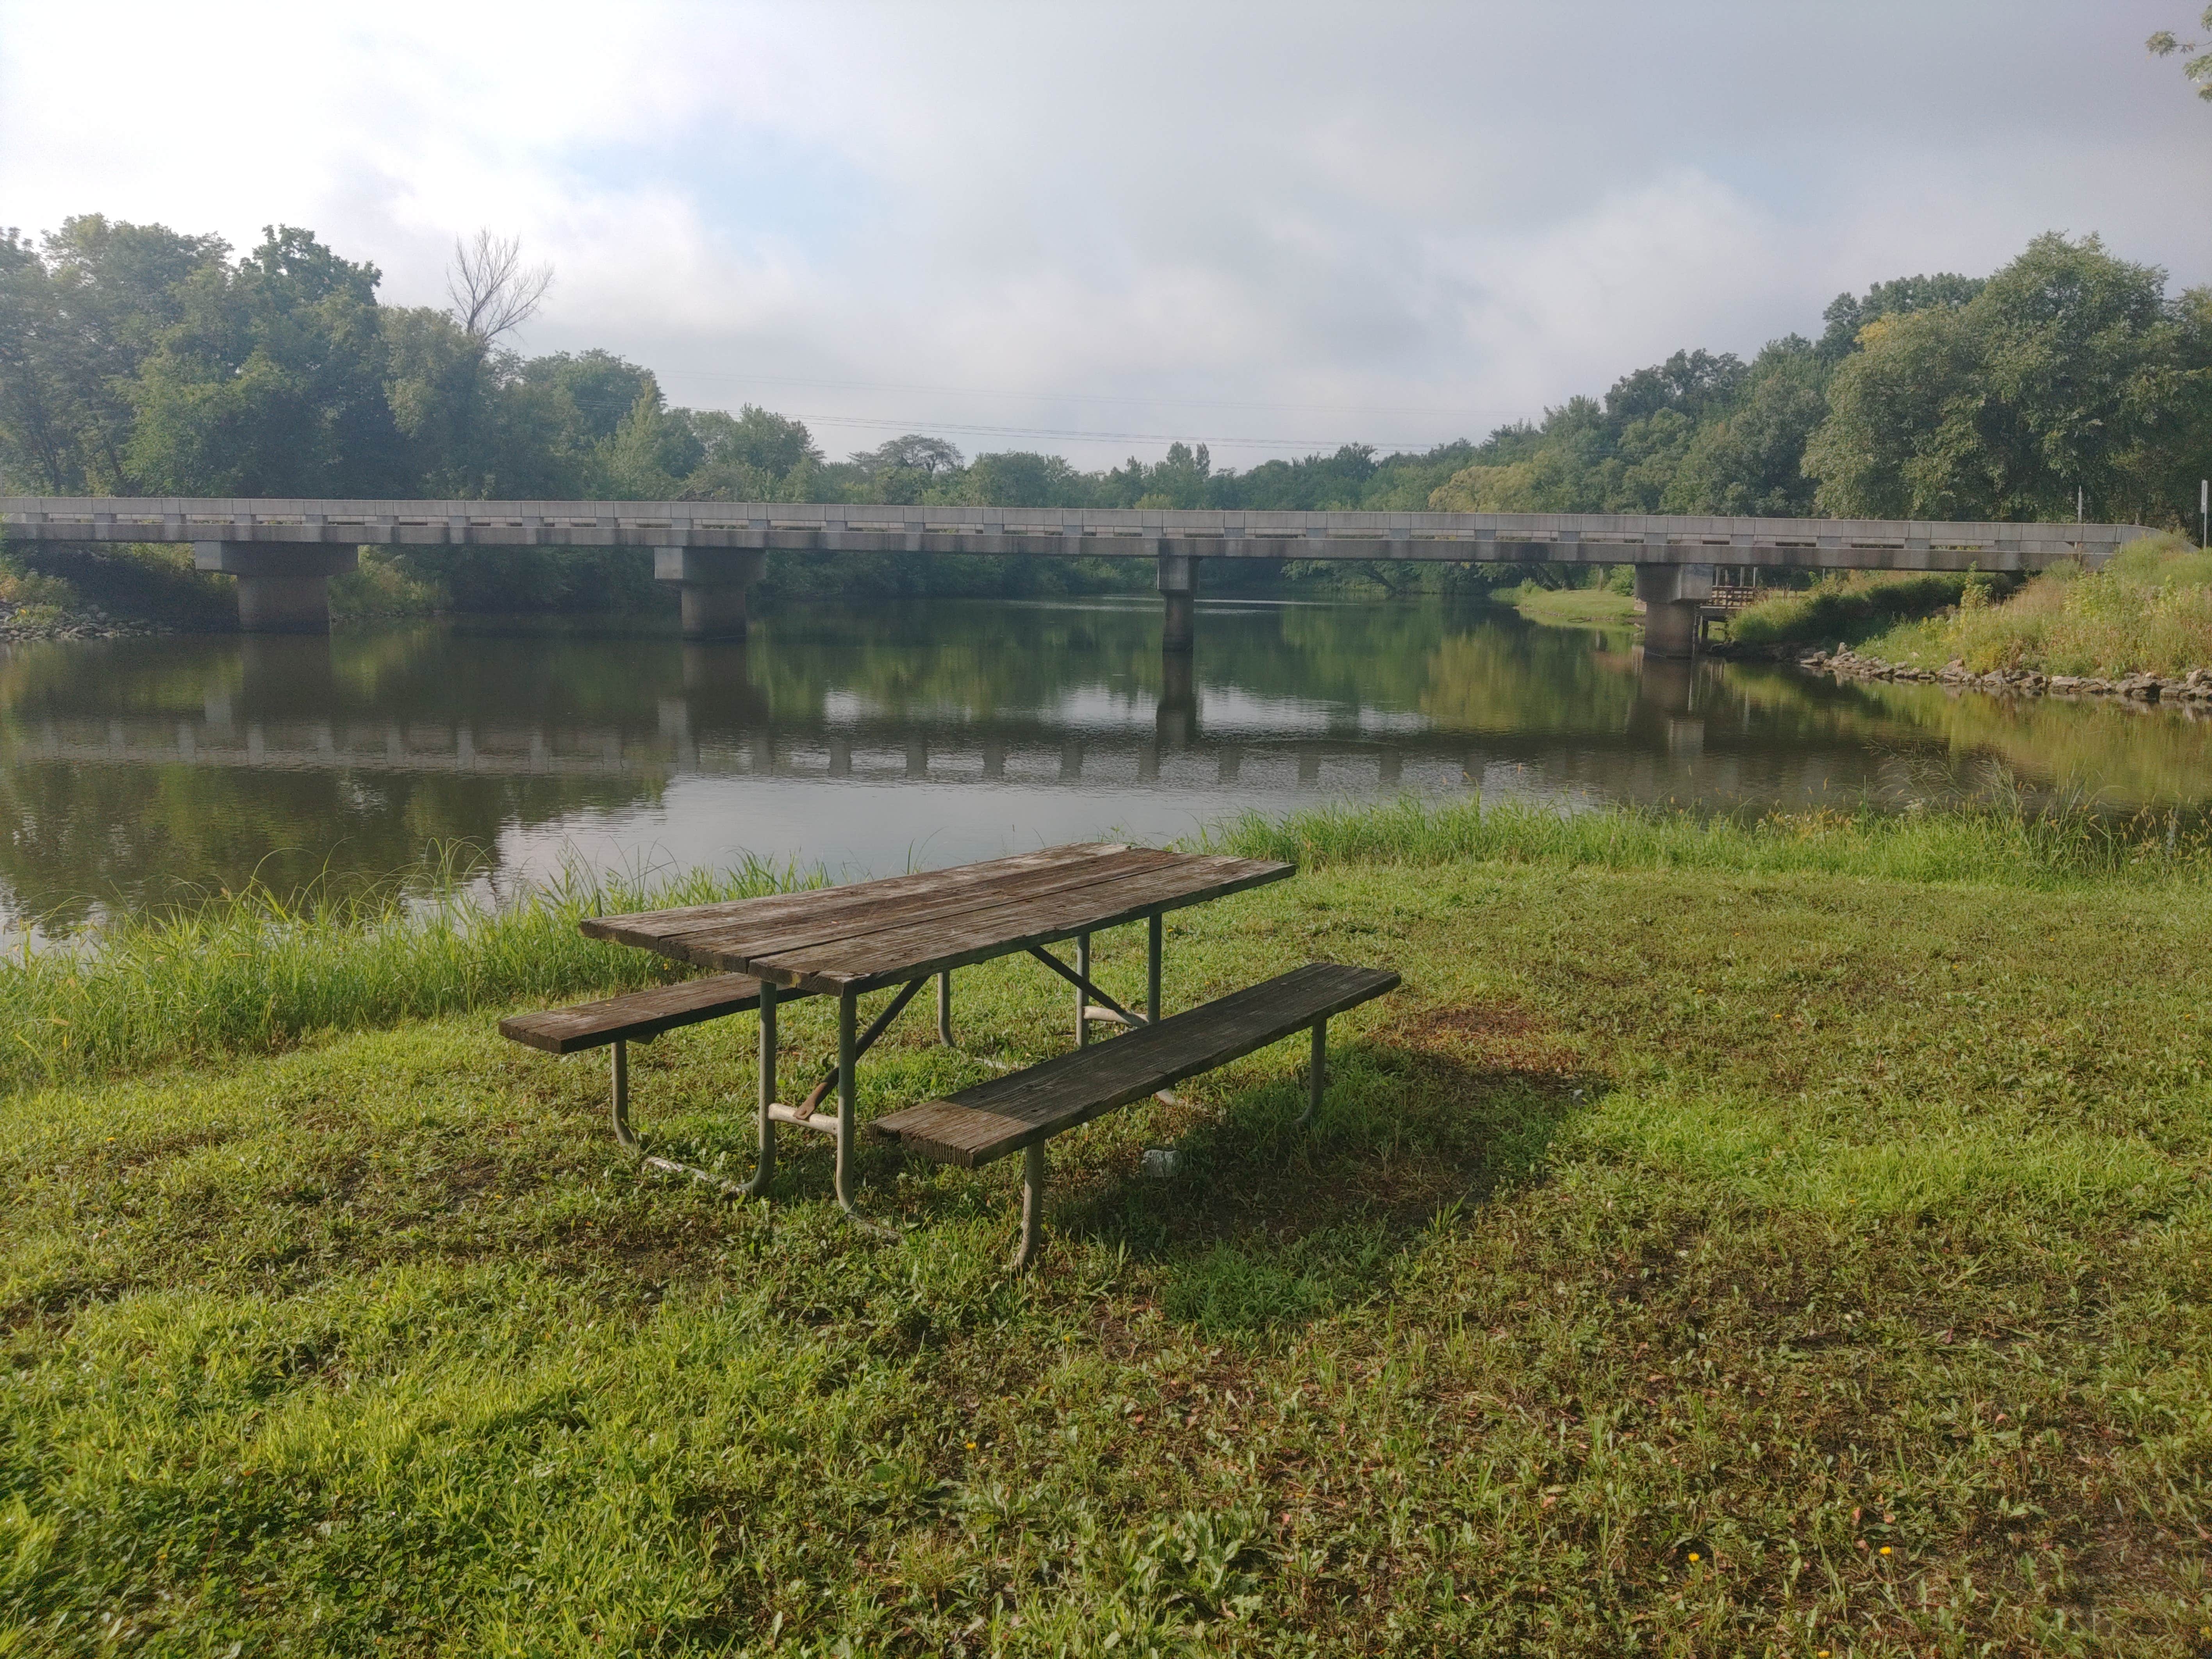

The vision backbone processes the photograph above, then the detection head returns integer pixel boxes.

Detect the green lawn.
[1508,585,1639,629]
[5,825,2211,1654]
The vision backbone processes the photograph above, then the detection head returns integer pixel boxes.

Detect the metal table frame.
[734,912,1171,1235]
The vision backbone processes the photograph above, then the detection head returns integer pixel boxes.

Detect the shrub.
[1729,569,1997,648]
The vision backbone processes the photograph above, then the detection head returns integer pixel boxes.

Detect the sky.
[4,0,2210,471]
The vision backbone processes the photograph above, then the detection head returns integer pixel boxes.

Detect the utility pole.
[2076,486,2084,524]
[2202,478,2208,549]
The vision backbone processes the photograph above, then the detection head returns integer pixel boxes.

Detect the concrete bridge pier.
[655,548,767,640]
[1634,564,1714,659]
[194,542,357,633]
[1158,549,1200,651]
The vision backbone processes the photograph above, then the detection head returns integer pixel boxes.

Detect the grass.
[0,853,817,1094]
[1727,571,1996,653]
[1857,535,2212,678]
[1201,792,2212,887]
[5,806,2212,1652]
[1506,584,1638,628]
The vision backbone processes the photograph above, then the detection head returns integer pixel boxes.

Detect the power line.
[649,366,1526,422]
[553,391,1476,455]
[788,412,1466,454]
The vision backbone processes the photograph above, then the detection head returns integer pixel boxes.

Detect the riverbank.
[0,601,172,642]
[1720,537,2212,701]
[5,803,2210,1652]
[1506,582,1638,628]
[1793,644,2212,706]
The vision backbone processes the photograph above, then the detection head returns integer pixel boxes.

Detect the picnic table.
[503,842,1397,1265]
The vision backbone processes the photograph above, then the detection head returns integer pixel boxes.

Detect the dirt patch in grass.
[1394,997,1587,1082]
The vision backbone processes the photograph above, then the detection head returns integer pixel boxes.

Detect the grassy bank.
[1854,535,2212,678]
[1726,571,1995,653]
[1202,793,2212,886]
[5,805,2212,1653]
[0,856,815,1094]
[1504,582,1638,629]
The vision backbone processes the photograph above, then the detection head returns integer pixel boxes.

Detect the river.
[3,594,2208,929]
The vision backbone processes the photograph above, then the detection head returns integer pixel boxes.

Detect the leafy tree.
[2147,9,2212,99]
[851,433,964,478]
[938,449,1093,507]
[128,226,408,496]
[697,405,819,476]
[1665,337,1828,515]
[596,388,703,499]
[0,216,226,492]
[0,230,78,492]
[1817,273,1986,362]
[518,350,658,444]
[1803,234,2205,523]
[381,304,499,495]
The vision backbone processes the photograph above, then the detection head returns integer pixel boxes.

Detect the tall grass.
[1936,535,2212,676]
[0,854,817,1092]
[9,791,2207,1094]
[1200,792,2212,886]
[1728,569,1995,649]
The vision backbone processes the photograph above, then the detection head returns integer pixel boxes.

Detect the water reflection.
[2,595,2208,927]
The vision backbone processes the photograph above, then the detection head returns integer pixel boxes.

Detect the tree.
[2147,9,2212,100]
[940,449,1091,507]
[689,404,821,493]
[596,387,702,499]
[127,226,409,496]
[0,230,78,492]
[1803,234,2205,523]
[0,216,226,492]
[447,230,552,348]
[850,433,964,478]
[1816,273,1986,362]
[1665,337,1828,515]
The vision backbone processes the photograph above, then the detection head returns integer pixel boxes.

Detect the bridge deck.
[0,498,2151,571]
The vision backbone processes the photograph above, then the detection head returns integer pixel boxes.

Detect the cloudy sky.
[4,1,2208,469]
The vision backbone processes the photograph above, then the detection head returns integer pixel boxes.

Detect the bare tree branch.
[446,229,553,348]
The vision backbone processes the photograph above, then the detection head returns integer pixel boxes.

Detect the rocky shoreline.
[1797,645,2212,705]
[0,605,172,643]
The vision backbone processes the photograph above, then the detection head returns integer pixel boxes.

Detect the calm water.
[4,595,2210,929]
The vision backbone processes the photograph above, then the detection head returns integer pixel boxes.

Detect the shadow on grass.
[1044,999,1598,1336]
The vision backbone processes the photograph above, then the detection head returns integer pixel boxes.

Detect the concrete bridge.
[0,498,2152,657]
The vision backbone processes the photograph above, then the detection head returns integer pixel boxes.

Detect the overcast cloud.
[4,1,2208,468]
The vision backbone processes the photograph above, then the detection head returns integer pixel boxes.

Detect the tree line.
[4,217,2207,545]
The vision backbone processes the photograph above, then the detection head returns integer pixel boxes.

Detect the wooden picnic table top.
[580,842,1293,995]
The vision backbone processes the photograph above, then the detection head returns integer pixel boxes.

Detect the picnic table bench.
[499,842,1398,1265]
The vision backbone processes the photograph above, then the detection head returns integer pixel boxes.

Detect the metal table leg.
[1075,932,1092,1046]
[834,986,899,1238]
[742,981,777,1197]
[1147,912,1162,1025]
[1012,1141,1045,1271]
[1297,1019,1326,1128]
[608,1036,747,1195]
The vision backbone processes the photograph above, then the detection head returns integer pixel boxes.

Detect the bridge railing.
[0,496,2157,561]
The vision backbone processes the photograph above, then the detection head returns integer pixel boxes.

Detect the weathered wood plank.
[659,847,1186,967]
[729,854,1293,991]
[498,972,793,1054]
[582,842,1128,956]
[871,962,1399,1166]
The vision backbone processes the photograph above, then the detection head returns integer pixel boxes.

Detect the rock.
[2117,673,2162,702]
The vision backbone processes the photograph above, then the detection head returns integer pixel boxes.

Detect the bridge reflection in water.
[2,596,2206,928]
[12,643,1872,800]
